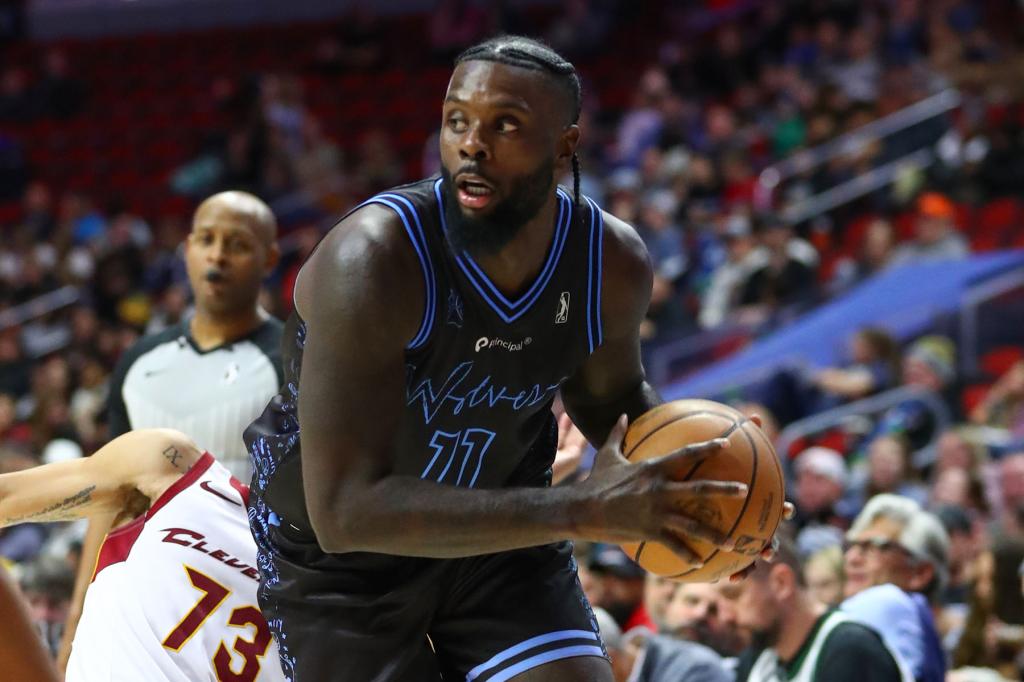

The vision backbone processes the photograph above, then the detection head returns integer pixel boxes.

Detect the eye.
[497,116,520,133]
[447,114,468,133]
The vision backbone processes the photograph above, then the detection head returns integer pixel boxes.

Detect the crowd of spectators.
[0,0,1021,677]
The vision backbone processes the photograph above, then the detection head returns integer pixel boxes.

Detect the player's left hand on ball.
[726,501,795,582]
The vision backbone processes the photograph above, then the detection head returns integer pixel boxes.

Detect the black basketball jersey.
[245,176,604,533]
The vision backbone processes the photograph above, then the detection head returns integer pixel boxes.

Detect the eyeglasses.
[842,537,909,556]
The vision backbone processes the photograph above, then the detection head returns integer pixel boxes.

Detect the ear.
[264,243,281,276]
[557,124,581,168]
[771,563,797,601]
[908,561,935,594]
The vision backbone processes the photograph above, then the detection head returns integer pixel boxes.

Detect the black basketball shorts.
[258,525,606,682]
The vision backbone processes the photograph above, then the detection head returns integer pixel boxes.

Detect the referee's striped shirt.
[108,317,283,481]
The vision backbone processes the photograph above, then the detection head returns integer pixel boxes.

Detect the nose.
[207,238,228,264]
[458,122,491,162]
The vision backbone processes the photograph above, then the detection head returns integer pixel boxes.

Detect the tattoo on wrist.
[4,485,96,524]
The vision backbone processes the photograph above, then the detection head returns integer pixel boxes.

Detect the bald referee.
[58,191,284,670]
[107,190,283,478]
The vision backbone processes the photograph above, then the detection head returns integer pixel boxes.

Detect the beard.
[441,158,555,257]
[749,615,782,652]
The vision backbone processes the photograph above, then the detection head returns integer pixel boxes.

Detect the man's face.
[184,203,269,317]
[664,581,744,654]
[1001,455,1024,511]
[643,574,677,629]
[843,516,921,598]
[795,470,841,515]
[916,215,950,245]
[716,574,782,650]
[439,60,573,256]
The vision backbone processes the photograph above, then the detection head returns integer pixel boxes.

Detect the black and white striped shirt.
[108,318,283,481]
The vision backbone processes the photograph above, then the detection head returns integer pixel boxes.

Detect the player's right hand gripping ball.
[619,399,786,582]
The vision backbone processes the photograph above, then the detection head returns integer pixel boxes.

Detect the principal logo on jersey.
[555,291,570,324]
[474,336,532,353]
[446,289,464,328]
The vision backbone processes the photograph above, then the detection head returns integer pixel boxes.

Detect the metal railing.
[958,265,1024,379]
[756,88,962,217]
[0,286,81,333]
[776,385,953,470]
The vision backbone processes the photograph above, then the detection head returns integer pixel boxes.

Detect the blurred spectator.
[355,129,403,195]
[587,544,654,632]
[698,213,760,330]
[0,66,32,122]
[0,447,47,563]
[804,544,845,608]
[19,555,74,656]
[616,68,671,168]
[21,182,55,242]
[720,538,908,682]
[309,3,385,73]
[842,495,949,682]
[638,190,689,339]
[792,446,850,556]
[34,49,84,119]
[642,573,677,632]
[852,434,929,508]
[737,215,817,325]
[428,0,493,63]
[970,361,1024,438]
[874,335,961,450]
[890,192,969,267]
[832,218,898,292]
[545,0,613,59]
[935,505,981,607]
[952,538,1024,678]
[996,452,1024,536]
[596,606,732,682]
[663,581,744,657]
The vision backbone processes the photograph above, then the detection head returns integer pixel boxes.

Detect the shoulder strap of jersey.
[295,179,439,351]
[582,195,604,354]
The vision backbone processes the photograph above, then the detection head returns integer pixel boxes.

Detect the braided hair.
[455,36,583,211]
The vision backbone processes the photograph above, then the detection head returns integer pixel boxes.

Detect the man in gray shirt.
[596,606,732,682]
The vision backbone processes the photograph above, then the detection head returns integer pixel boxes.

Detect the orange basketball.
[619,399,785,583]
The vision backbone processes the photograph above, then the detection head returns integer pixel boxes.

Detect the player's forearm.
[564,379,661,447]
[0,481,99,526]
[311,475,591,557]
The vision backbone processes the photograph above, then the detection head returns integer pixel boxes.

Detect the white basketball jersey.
[66,453,285,682]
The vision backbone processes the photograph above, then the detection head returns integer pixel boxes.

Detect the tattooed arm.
[0,429,203,527]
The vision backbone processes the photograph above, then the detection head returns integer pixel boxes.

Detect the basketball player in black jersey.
[245,36,783,682]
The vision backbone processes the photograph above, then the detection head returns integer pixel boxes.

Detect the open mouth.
[456,175,495,209]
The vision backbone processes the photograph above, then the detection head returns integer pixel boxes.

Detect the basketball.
[619,399,785,583]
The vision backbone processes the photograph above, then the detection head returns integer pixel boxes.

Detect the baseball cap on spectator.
[588,543,647,579]
[795,446,849,488]
[905,335,956,385]
[917,192,956,221]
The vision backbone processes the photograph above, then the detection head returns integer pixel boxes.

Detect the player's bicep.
[294,212,422,534]
[562,212,652,408]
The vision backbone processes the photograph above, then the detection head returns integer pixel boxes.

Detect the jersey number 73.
[162,565,273,681]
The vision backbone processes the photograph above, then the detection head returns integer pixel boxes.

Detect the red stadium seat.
[980,346,1024,378]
